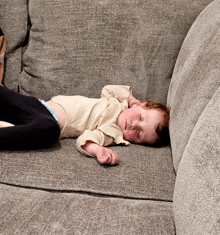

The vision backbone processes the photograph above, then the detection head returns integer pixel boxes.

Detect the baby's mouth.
[124,118,127,130]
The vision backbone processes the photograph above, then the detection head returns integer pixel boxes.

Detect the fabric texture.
[174,85,220,235]
[167,0,220,234]
[52,85,131,156]
[16,0,212,102]
[0,184,175,235]
[167,0,220,172]
[0,86,60,149]
[0,0,28,90]
[0,140,175,201]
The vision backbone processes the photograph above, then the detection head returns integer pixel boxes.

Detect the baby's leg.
[0,86,60,149]
[0,115,60,150]
[0,85,40,124]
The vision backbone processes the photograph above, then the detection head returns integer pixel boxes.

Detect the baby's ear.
[136,102,147,107]
[141,101,147,107]
[130,101,147,108]
[131,102,141,107]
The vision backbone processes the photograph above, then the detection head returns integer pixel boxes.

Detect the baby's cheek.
[123,131,136,141]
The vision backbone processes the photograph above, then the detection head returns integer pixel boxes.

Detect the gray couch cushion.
[18,0,212,102]
[0,140,175,201]
[0,184,175,234]
[167,0,220,233]
[174,85,220,235]
[0,0,28,90]
[167,0,220,172]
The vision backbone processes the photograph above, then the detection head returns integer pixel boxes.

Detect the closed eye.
[139,114,143,121]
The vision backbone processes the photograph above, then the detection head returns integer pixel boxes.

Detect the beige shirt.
[52,85,131,156]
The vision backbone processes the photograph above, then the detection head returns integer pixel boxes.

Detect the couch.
[1,0,219,234]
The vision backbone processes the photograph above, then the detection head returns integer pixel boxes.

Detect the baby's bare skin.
[47,100,66,134]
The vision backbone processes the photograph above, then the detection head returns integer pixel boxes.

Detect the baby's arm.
[82,141,119,165]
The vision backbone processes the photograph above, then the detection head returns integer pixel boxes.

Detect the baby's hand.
[82,141,119,165]
[96,146,119,165]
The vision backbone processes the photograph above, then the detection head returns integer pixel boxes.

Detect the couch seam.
[0,182,173,203]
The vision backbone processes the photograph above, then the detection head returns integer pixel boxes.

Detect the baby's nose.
[131,121,138,130]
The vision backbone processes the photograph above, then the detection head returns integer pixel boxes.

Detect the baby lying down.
[0,85,170,165]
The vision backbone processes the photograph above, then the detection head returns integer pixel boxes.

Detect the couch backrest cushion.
[0,0,28,91]
[173,75,220,235]
[9,0,212,101]
[167,0,220,172]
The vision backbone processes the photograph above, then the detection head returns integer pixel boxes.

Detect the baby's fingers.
[109,151,119,165]
[97,155,110,165]
[96,147,119,165]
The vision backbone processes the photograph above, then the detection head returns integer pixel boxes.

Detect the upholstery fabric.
[0,184,175,234]
[18,0,212,102]
[174,86,220,235]
[0,139,175,201]
[167,0,220,172]
[0,0,28,90]
[167,0,220,233]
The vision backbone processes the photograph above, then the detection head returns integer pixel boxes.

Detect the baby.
[0,85,170,165]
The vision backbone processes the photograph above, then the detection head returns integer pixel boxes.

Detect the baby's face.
[116,104,163,144]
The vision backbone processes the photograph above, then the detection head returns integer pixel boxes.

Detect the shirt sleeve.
[76,129,114,157]
[101,85,132,103]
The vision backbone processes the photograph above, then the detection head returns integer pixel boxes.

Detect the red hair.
[141,100,170,146]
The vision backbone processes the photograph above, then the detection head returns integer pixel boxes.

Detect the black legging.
[0,86,60,150]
